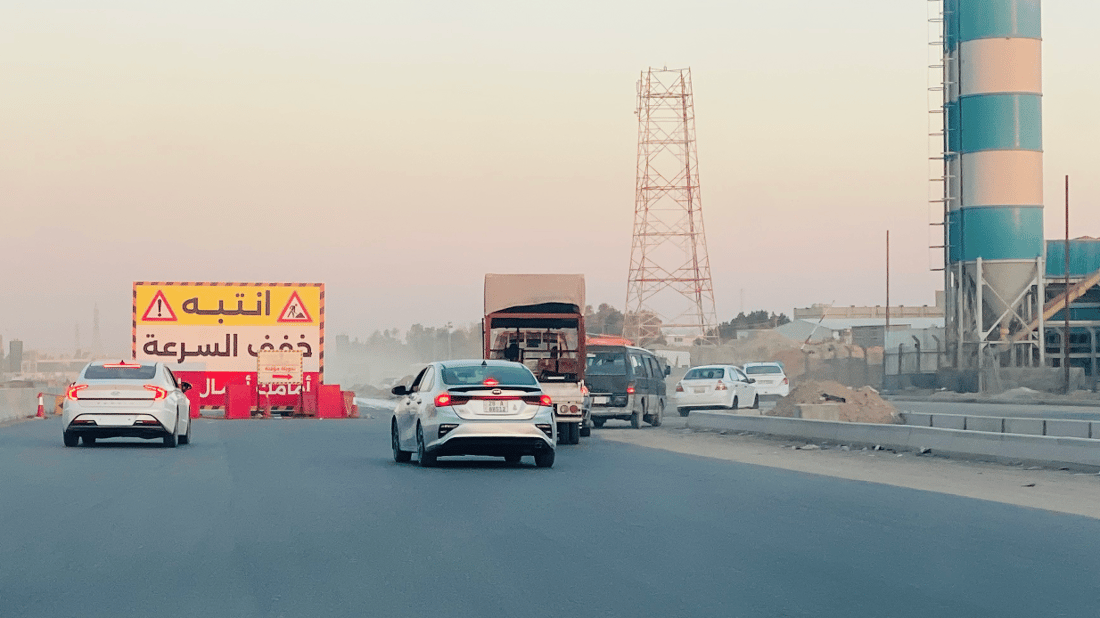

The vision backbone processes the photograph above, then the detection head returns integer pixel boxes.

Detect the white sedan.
[672,365,759,417]
[62,360,193,447]
[742,362,790,397]
[390,359,556,467]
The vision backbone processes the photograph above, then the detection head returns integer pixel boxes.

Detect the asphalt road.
[1,413,1098,618]
[892,400,1100,421]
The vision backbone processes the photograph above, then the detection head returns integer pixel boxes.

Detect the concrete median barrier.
[687,411,1100,471]
[0,388,41,424]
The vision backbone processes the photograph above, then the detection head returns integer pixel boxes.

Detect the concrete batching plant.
[941,0,1045,385]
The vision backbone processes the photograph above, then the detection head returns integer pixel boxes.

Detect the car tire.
[631,404,644,429]
[392,420,411,463]
[63,431,78,447]
[179,417,191,445]
[82,436,96,446]
[751,395,760,410]
[729,396,739,410]
[504,454,522,464]
[416,424,436,467]
[534,449,555,468]
[678,407,690,417]
[570,422,581,444]
[163,428,177,448]
[648,401,663,427]
[592,418,605,428]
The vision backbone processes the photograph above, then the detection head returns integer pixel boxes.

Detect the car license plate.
[593,396,609,405]
[693,387,706,394]
[486,400,508,414]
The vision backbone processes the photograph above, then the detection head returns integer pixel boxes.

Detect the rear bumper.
[753,384,789,397]
[64,424,169,440]
[428,422,554,457]
[672,392,732,409]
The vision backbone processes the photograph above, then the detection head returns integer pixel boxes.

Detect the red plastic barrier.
[300,387,318,417]
[225,384,255,419]
[316,384,346,418]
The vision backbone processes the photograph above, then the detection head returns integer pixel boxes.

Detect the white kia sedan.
[390,359,556,467]
[742,362,790,397]
[672,365,759,417]
[62,360,193,447]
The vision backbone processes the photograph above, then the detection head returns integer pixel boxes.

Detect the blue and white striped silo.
[945,0,1044,318]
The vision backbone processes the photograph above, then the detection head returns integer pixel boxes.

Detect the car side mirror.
[391,384,409,397]
[748,378,756,384]
[180,381,192,392]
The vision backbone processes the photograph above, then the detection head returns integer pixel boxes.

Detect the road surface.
[1,412,1097,618]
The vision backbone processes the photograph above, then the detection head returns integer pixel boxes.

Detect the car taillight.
[627,384,635,395]
[143,385,167,400]
[540,394,553,407]
[66,384,88,400]
[675,383,684,393]
[483,378,499,387]
[104,361,142,368]
[715,380,728,391]
[782,377,789,385]
[434,393,452,407]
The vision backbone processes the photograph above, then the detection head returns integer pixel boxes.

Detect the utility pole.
[1065,175,1071,393]
[886,231,891,388]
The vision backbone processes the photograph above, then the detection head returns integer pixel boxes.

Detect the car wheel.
[649,400,663,427]
[678,407,690,417]
[570,422,581,444]
[751,395,760,410]
[729,396,739,410]
[392,420,411,463]
[631,403,644,429]
[163,428,178,448]
[416,424,436,467]
[179,417,191,445]
[592,418,605,428]
[63,431,78,447]
[82,436,96,446]
[504,454,522,464]
[534,449,555,468]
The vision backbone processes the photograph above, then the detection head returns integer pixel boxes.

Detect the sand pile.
[766,380,900,424]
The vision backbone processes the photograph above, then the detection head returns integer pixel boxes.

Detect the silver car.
[390,360,556,467]
[62,360,193,447]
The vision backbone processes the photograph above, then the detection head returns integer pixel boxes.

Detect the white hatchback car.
[62,360,193,447]
[390,359,556,467]
[741,362,790,397]
[672,365,759,417]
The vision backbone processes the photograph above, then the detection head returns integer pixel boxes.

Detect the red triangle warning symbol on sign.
[141,290,178,322]
[277,291,313,323]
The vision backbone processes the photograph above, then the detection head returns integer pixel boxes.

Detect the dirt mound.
[766,380,900,424]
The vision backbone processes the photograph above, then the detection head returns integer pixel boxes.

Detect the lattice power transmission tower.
[624,67,719,345]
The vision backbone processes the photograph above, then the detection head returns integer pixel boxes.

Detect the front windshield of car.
[585,350,627,375]
[440,364,537,386]
[744,365,783,375]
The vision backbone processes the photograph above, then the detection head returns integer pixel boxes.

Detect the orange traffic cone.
[35,393,45,418]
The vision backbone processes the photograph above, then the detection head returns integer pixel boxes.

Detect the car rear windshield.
[84,365,158,380]
[744,365,783,375]
[441,364,537,386]
[586,351,627,375]
[684,367,726,380]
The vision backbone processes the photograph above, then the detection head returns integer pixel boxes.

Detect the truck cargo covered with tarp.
[483,274,588,444]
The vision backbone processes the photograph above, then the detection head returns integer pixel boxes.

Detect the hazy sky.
[3,1,1099,353]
